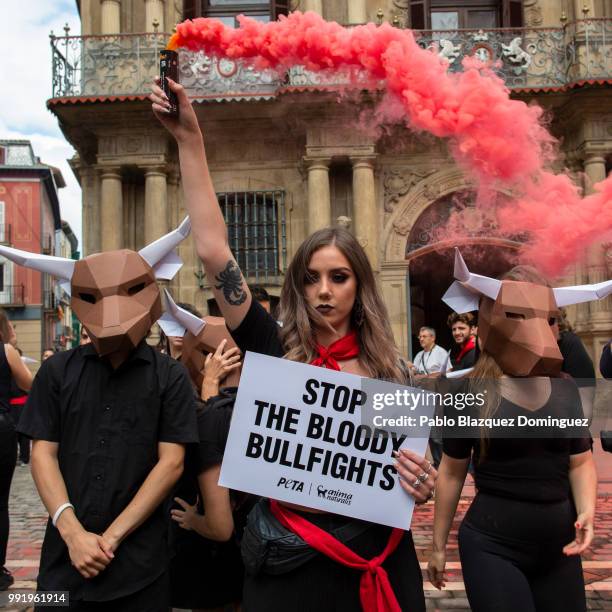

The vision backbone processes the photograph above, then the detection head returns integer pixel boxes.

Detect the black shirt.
[171,390,238,534]
[18,341,198,601]
[192,387,238,471]
[558,331,596,388]
[0,344,13,432]
[443,377,591,503]
[601,341,612,379]
[231,299,284,358]
[450,343,477,371]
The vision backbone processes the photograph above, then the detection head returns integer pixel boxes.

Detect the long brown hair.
[466,350,503,457]
[278,227,406,383]
[0,309,13,344]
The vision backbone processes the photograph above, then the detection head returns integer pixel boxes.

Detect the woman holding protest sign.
[151,79,437,611]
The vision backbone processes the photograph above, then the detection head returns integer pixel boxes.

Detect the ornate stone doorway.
[403,191,523,358]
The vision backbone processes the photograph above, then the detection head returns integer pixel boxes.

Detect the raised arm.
[150,78,251,329]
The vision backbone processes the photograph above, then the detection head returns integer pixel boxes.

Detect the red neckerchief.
[454,336,475,365]
[310,330,359,371]
[269,501,403,612]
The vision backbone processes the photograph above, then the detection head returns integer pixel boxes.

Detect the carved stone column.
[380,262,410,357]
[144,166,169,246]
[80,166,100,256]
[305,157,331,233]
[99,168,123,251]
[574,0,595,20]
[584,155,609,321]
[351,156,378,269]
[145,0,164,31]
[101,0,121,34]
[301,0,323,16]
[347,0,367,24]
[80,0,94,35]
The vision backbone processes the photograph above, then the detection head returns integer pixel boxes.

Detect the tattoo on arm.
[215,260,247,306]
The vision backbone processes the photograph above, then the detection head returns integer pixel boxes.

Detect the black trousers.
[8,406,29,463]
[36,572,169,612]
[0,426,17,567]
[17,433,30,464]
[459,492,586,612]
[243,515,425,612]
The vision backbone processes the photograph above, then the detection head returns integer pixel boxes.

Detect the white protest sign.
[219,352,435,530]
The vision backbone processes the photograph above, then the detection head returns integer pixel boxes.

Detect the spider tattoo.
[215,260,247,306]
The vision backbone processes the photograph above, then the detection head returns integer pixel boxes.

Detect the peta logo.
[316,485,353,506]
[276,477,304,492]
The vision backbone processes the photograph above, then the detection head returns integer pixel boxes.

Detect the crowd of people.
[0,76,607,612]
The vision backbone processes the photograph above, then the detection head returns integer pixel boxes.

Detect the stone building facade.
[50,0,611,361]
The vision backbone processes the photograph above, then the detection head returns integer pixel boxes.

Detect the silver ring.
[412,478,422,488]
[418,472,429,483]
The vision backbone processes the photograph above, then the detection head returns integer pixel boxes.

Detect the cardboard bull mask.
[0,218,191,367]
[443,249,612,377]
[158,289,240,390]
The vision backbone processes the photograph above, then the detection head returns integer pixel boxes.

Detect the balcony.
[49,19,611,102]
[0,285,25,307]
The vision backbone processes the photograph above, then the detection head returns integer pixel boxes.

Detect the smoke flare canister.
[159,49,179,117]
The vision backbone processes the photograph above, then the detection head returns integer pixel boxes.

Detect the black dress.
[230,300,426,612]
[601,341,612,379]
[168,389,245,609]
[0,344,16,570]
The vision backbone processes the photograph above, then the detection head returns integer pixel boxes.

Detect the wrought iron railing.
[414,19,611,89]
[50,19,611,100]
[0,285,25,307]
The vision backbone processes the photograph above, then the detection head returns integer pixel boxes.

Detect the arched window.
[408,0,523,30]
[183,1,289,25]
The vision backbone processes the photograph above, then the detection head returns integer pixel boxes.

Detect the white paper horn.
[453,248,502,300]
[0,245,75,280]
[553,280,612,308]
[159,288,205,337]
[138,216,191,280]
[442,249,502,313]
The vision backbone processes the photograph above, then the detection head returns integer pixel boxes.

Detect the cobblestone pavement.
[3,449,611,611]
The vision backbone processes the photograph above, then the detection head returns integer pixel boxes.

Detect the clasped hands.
[64,527,118,579]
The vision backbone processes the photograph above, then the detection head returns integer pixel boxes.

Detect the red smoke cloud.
[169,11,612,277]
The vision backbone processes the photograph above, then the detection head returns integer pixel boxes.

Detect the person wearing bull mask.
[157,291,246,611]
[429,249,604,612]
[0,219,198,611]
